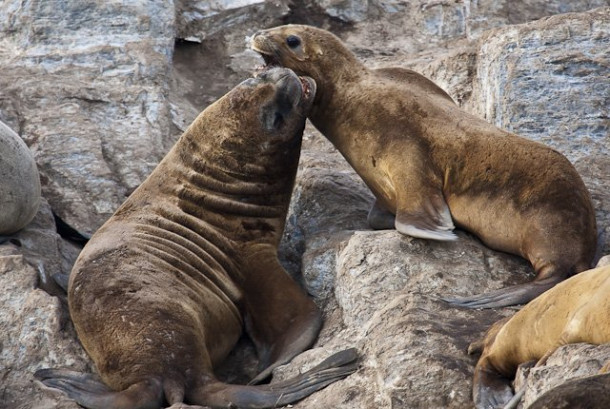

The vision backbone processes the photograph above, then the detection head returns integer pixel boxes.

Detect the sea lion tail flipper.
[442,275,562,309]
[34,368,163,409]
[194,348,359,408]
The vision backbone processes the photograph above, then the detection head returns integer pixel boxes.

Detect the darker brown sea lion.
[250,24,597,308]
[35,67,358,409]
[470,263,610,408]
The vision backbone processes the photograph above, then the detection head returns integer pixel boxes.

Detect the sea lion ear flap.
[307,42,324,57]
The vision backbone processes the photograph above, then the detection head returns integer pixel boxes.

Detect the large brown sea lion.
[470,263,610,408]
[35,67,358,409]
[250,24,597,308]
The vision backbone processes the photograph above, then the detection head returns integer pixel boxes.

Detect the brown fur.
[35,68,358,409]
[251,24,597,308]
[472,264,610,408]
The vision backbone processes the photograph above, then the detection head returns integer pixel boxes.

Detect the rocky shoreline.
[1,1,609,408]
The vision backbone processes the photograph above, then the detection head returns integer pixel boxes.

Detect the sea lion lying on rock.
[35,67,358,409]
[470,263,610,408]
[250,24,597,308]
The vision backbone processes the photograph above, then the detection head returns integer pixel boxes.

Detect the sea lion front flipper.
[394,191,457,241]
[242,248,322,385]
[472,361,514,409]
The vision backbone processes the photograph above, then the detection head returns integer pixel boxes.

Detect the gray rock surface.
[514,343,610,408]
[0,0,175,235]
[1,2,609,409]
[0,120,40,235]
[0,201,90,409]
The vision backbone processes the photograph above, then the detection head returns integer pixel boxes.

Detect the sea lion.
[0,120,41,237]
[35,67,358,409]
[250,24,597,308]
[470,263,610,408]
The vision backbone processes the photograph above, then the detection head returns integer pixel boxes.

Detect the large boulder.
[0,120,40,235]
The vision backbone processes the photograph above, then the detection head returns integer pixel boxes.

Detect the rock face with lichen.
[1,1,609,408]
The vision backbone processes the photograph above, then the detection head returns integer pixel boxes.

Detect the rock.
[275,230,519,409]
[0,120,40,235]
[469,8,610,164]
[465,0,610,38]
[314,0,370,22]
[0,0,175,235]
[175,0,288,41]
[514,343,610,408]
[0,204,91,409]
[1,2,609,409]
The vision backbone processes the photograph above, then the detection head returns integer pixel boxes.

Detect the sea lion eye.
[286,35,301,48]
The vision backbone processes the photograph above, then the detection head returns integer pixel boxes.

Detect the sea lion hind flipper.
[34,368,163,409]
[442,275,562,309]
[194,348,359,408]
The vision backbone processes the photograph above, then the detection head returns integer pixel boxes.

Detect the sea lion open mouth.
[299,76,315,100]
[260,52,280,67]
[252,51,280,76]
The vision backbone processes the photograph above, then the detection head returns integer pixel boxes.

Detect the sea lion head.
[245,66,316,138]
[250,25,359,92]
[207,67,315,147]
[190,67,316,177]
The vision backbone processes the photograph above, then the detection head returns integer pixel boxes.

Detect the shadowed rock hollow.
[1,1,609,408]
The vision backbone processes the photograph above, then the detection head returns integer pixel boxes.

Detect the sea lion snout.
[258,67,315,105]
[253,68,316,135]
